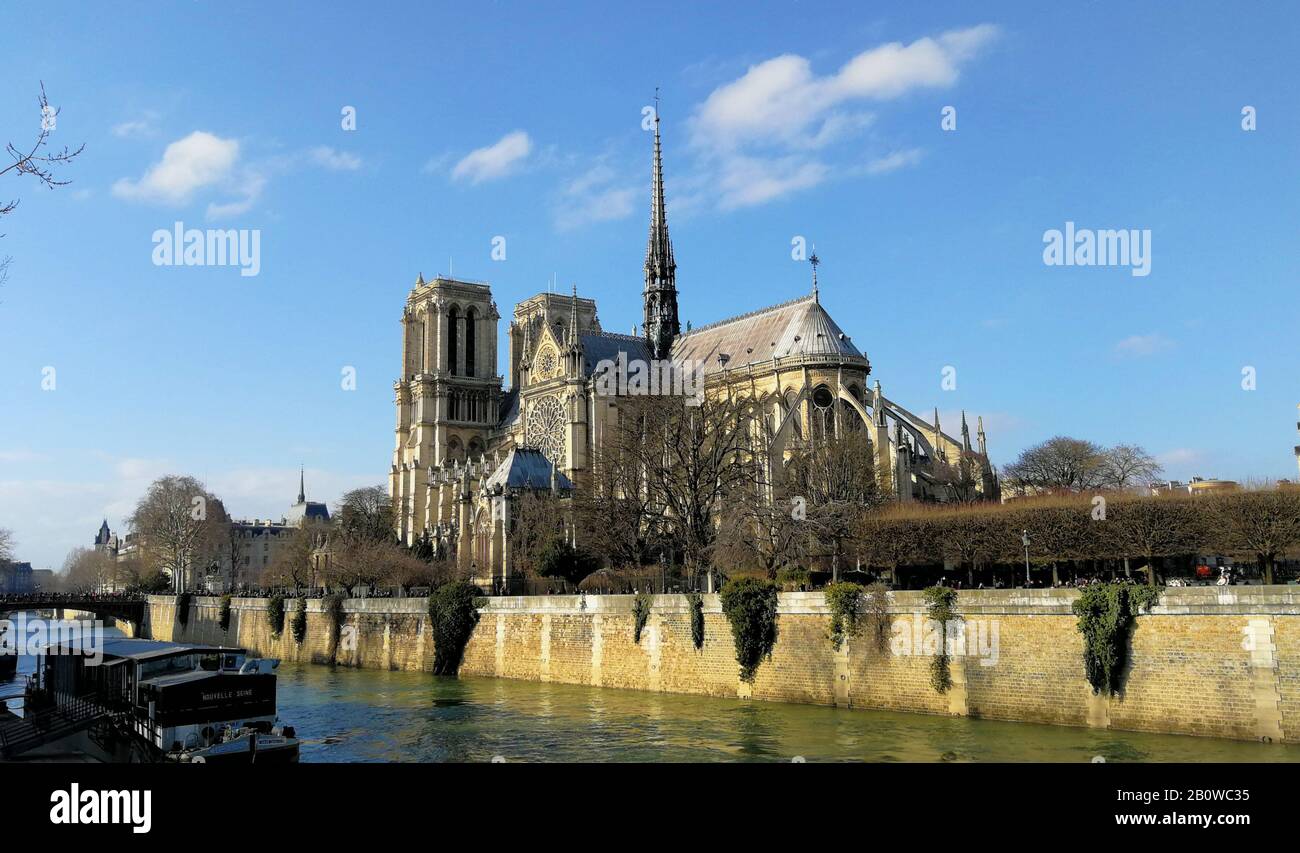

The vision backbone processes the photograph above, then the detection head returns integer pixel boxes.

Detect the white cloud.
[716,155,829,210]
[112,131,240,205]
[111,112,160,139]
[205,172,266,220]
[692,25,998,152]
[553,163,638,230]
[1154,448,1215,481]
[1113,333,1174,358]
[451,131,532,184]
[309,146,362,171]
[420,153,452,175]
[679,25,996,210]
[865,148,924,175]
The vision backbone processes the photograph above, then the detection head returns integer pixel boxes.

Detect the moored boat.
[12,638,298,763]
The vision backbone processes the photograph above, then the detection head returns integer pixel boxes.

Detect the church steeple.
[297,467,306,504]
[643,95,679,360]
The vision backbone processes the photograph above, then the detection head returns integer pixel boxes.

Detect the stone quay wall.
[142,587,1300,743]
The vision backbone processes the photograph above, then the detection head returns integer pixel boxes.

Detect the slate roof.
[579,332,652,376]
[484,447,574,491]
[497,387,520,430]
[670,294,866,376]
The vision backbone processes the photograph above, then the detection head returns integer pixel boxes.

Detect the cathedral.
[390,114,999,587]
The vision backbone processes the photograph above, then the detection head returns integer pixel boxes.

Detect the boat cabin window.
[199,653,221,671]
[139,654,198,679]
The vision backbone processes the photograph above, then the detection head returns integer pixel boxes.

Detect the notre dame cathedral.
[390,113,999,587]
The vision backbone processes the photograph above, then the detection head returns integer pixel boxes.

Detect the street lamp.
[1022,529,1031,587]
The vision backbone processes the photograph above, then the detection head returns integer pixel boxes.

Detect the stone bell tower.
[391,274,501,544]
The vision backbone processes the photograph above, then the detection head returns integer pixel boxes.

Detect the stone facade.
[147,586,1300,743]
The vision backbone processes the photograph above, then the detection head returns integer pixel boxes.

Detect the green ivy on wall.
[923,586,958,694]
[324,594,346,659]
[633,593,652,644]
[1073,582,1160,695]
[686,592,705,650]
[824,582,863,651]
[719,578,779,684]
[176,592,192,630]
[291,596,308,644]
[427,582,482,676]
[267,594,286,638]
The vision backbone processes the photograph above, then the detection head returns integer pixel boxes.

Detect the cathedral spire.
[977,415,987,456]
[961,411,972,453]
[568,282,579,349]
[643,92,680,360]
[297,467,306,504]
[809,247,820,303]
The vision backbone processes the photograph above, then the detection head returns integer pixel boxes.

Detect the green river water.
[271,661,1300,763]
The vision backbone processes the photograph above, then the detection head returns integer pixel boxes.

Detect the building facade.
[391,115,999,587]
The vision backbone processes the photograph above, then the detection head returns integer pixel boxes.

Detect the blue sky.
[2,1,1299,568]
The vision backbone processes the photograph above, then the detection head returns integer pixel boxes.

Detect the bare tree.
[510,490,569,578]
[783,428,882,580]
[1002,436,1109,494]
[713,493,804,579]
[571,435,661,570]
[263,521,323,589]
[0,527,13,563]
[334,485,395,546]
[1,83,84,290]
[128,475,225,593]
[622,394,754,589]
[60,547,118,593]
[1101,445,1162,490]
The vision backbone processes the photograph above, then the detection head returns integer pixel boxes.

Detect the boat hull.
[183,733,300,764]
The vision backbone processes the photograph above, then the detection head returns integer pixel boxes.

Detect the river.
[5,619,1300,762]
[273,661,1300,763]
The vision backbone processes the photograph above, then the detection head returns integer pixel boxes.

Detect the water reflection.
[273,662,1300,764]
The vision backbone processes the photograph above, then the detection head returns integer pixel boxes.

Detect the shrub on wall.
[632,592,652,643]
[686,592,705,650]
[218,594,232,633]
[719,577,779,684]
[176,592,192,630]
[324,594,346,658]
[291,597,308,644]
[267,594,286,638]
[825,582,863,651]
[775,566,810,592]
[923,585,959,693]
[428,582,482,676]
[1072,582,1160,695]
[863,582,891,654]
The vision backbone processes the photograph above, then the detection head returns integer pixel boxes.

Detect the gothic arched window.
[447,306,460,376]
[465,307,478,378]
